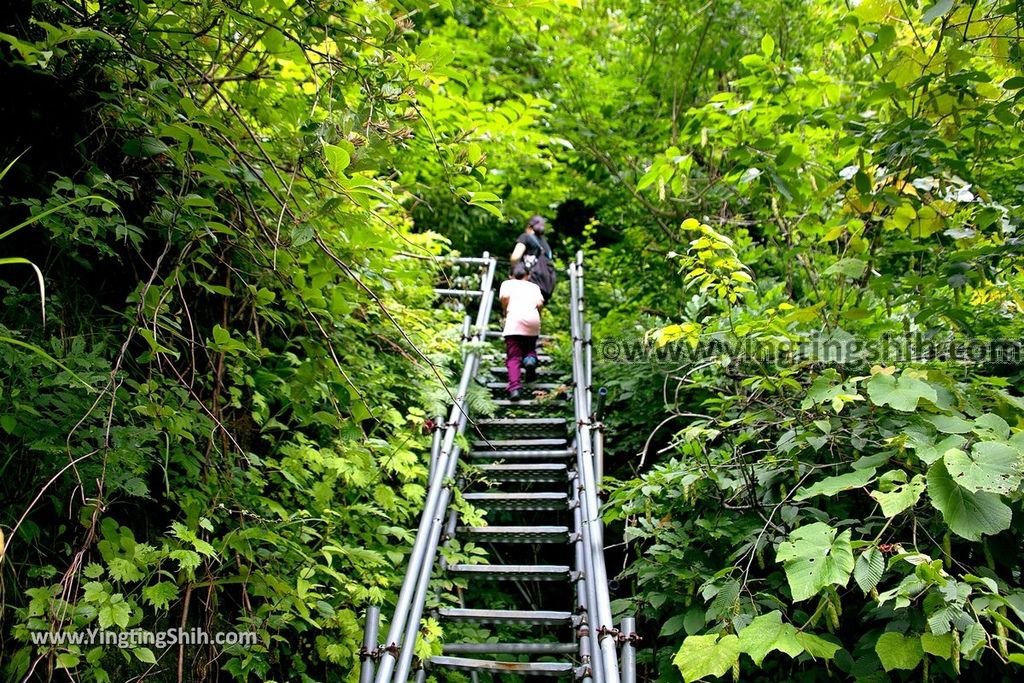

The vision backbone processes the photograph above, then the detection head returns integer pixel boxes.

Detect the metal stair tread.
[447,563,570,580]
[457,525,570,543]
[474,417,567,427]
[443,642,578,655]
[461,491,568,510]
[438,608,573,625]
[485,381,563,391]
[472,438,567,449]
[428,655,573,675]
[474,462,567,472]
[492,399,561,407]
[468,448,573,460]
[471,463,568,481]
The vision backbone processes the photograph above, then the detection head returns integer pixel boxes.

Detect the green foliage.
[573,0,1024,679]
[3,0,1024,680]
[0,0,563,680]
[673,633,740,683]
[776,523,856,602]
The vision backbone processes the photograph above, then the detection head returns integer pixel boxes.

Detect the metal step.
[462,492,568,511]
[486,382,564,391]
[429,656,573,676]
[458,525,570,543]
[443,642,578,656]
[438,608,573,626]
[468,449,573,460]
[493,399,564,408]
[475,417,567,429]
[472,438,567,450]
[447,564,570,581]
[473,463,568,482]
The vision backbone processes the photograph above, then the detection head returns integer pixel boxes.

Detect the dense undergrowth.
[2,0,1024,682]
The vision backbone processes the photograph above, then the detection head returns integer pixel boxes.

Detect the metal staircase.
[360,252,637,683]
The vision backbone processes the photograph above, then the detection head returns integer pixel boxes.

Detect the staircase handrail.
[568,251,621,683]
[365,254,497,683]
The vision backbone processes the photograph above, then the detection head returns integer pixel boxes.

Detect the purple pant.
[505,335,538,392]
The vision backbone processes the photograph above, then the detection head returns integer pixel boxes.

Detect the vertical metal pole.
[594,387,607,485]
[584,321,593,418]
[584,321,598,483]
[579,624,594,683]
[360,606,381,683]
[415,669,426,683]
[393,484,453,681]
[572,468,603,682]
[621,617,637,683]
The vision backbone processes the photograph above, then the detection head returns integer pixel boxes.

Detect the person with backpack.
[499,262,544,400]
[510,215,556,302]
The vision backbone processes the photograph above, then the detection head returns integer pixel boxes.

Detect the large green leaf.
[323,142,353,176]
[925,414,974,434]
[736,611,818,665]
[794,467,876,501]
[920,632,954,659]
[794,631,841,659]
[943,442,1022,495]
[927,460,1012,541]
[738,611,786,666]
[875,632,923,671]
[736,612,840,662]
[854,547,885,593]
[973,414,1011,439]
[673,633,740,683]
[823,257,867,279]
[870,474,926,517]
[776,523,855,602]
[866,372,937,412]
[906,432,967,465]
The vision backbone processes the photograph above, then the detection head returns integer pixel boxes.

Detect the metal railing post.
[579,624,594,683]
[584,321,593,418]
[572,468,603,681]
[360,606,381,683]
[594,386,608,487]
[621,617,637,683]
[569,257,621,683]
[393,474,455,681]
[373,256,496,683]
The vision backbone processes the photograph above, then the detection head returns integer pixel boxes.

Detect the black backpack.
[522,233,556,301]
